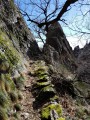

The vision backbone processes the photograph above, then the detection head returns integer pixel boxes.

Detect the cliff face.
[0,1,40,120]
[43,22,77,77]
[77,43,90,84]
[0,0,40,57]
[0,1,90,120]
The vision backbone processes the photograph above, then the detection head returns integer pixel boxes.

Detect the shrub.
[0,108,8,120]
[0,92,8,107]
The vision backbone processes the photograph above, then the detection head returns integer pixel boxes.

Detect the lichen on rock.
[41,103,63,120]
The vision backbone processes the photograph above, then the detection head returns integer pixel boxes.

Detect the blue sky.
[15,0,90,49]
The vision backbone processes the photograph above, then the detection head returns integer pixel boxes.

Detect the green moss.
[5,81,10,92]
[0,74,6,92]
[0,74,15,93]
[0,108,8,120]
[41,103,62,119]
[0,60,10,73]
[5,74,15,91]
[18,92,23,101]
[74,81,90,97]
[38,74,49,81]
[9,92,18,102]
[75,107,86,118]
[0,92,8,107]
[85,117,90,120]
[0,30,20,68]
[13,112,18,119]
[57,117,65,120]
[50,95,59,101]
[41,85,55,93]
[34,68,48,76]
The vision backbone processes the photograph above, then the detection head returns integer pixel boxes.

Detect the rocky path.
[19,60,40,120]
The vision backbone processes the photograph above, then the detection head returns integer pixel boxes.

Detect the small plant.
[14,75,25,90]
[5,81,10,92]
[41,103,62,119]
[0,108,8,120]
[14,104,21,111]
[9,92,18,102]
[0,92,8,107]
[13,112,18,119]
[18,93,23,101]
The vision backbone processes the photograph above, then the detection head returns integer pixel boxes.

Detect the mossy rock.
[50,95,59,102]
[5,81,11,92]
[0,30,20,68]
[36,85,55,103]
[0,92,8,107]
[57,117,65,120]
[0,74,16,92]
[36,81,50,87]
[0,107,8,120]
[0,74,6,92]
[74,81,90,97]
[41,103,62,119]
[37,78,48,83]
[0,60,10,73]
[38,74,49,80]
[34,68,48,76]
[41,85,55,93]
[13,112,19,119]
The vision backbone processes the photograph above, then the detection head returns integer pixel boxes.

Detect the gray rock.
[43,22,77,72]
[77,43,90,83]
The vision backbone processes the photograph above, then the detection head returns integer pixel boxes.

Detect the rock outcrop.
[77,43,90,84]
[43,22,77,75]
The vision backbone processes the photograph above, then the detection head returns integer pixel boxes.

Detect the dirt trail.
[20,60,40,120]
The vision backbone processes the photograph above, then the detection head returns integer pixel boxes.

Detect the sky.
[15,0,90,49]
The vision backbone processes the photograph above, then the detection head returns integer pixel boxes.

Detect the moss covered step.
[57,117,65,120]
[34,68,48,76]
[41,103,64,120]
[36,81,51,87]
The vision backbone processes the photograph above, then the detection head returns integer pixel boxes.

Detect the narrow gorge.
[0,0,90,120]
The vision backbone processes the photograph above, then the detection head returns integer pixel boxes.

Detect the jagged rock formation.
[73,45,82,57]
[43,22,77,74]
[77,43,90,84]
